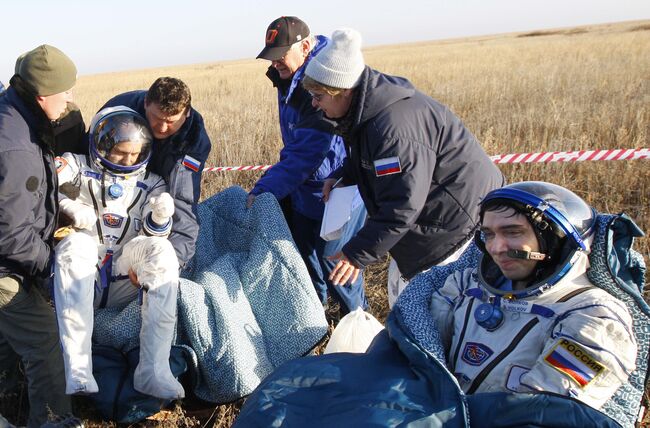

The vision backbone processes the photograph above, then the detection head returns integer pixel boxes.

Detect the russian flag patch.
[373,156,402,177]
[544,339,606,388]
[183,155,200,172]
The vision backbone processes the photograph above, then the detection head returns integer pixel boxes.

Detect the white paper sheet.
[320,185,360,241]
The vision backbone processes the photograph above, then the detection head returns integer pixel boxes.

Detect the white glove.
[59,198,97,230]
[149,193,174,226]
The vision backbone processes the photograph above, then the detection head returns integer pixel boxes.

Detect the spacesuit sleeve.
[141,177,173,237]
[55,153,81,200]
[429,268,473,353]
[519,291,637,410]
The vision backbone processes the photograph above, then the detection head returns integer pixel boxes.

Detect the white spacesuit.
[53,106,184,400]
[429,182,636,410]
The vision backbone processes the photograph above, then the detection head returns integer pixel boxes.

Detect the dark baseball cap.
[257,16,310,60]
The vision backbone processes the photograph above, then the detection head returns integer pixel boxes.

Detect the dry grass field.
[2,19,649,427]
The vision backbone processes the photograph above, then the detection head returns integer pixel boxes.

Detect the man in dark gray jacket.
[303,29,504,307]
[0,45,76,427]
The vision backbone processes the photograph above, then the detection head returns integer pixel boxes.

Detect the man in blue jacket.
[249,16,367,316]
[102,77,212,268]
[0,44,76,427]
[303,29,505,307]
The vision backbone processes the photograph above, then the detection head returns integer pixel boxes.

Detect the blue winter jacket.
[0,87,58,285]
[102,92,212,267]
[250,35,346,220]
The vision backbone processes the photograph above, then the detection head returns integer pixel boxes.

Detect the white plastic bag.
[324,307,385,354]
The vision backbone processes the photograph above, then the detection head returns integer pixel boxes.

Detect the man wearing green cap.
[0,44,77,427]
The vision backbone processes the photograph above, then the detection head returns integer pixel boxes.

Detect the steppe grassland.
[75,21,649,305]
[4,18,644,428]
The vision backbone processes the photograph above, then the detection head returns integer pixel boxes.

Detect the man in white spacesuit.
[430,181,636,410]
[53,106,184,400]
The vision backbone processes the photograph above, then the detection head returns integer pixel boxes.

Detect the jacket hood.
[7,76,54,135]
[351,66,415,129]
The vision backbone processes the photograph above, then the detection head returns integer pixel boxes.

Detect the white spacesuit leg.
[117,235,184,400]
[53,232,99,394]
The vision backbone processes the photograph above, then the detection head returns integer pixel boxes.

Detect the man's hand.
[322,178,341,203]
[246,194,255,209]
[328,252,360,285]
[150,193,174,225]
[59,198,96,230]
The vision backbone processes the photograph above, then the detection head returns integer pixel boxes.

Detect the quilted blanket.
[93,186,328,403]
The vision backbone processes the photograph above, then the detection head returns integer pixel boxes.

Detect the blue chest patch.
[83,170,102,181]
[461,342,494,366]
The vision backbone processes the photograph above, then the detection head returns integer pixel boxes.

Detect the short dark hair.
[145,77,191,115]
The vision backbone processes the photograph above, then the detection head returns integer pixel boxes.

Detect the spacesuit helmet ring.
[89,106,153,175]
[475,181,597,297]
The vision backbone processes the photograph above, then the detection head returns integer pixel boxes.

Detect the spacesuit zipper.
[87,180,102,242]
[466,318,540,394]
[451,298,475,368]
[115,190,143,246]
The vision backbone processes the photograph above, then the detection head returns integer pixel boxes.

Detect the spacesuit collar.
[478,251,589,299]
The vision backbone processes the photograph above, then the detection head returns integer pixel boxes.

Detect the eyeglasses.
[308,91,328,102]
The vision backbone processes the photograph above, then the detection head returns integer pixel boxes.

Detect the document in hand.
[320,185,363,241]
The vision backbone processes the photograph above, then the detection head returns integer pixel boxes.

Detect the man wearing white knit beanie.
[304,28,505,308]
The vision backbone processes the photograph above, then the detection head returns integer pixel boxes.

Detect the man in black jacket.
[102,77,212,268]
[303,29,505,307]
[52,102,86,156]
[0,44,76,427]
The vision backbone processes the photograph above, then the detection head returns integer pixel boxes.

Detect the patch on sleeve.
[544,339,606,388]
[182,155,200,172]
[461,342,493,366]
[373,156,401,177]
[54,156,68,174]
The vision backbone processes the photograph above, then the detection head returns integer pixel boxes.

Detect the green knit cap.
[15,45,77,96]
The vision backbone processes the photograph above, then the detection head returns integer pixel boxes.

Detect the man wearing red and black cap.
[247,16,367,318]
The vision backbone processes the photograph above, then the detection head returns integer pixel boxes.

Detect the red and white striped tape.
[202,147,649,173]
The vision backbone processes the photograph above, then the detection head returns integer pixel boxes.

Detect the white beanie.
[306,28,365,89]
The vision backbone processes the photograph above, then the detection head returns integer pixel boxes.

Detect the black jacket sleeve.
[165,114,212,267]
[342,135,436,268]
[0,150,52,276]
[53,103,87,156]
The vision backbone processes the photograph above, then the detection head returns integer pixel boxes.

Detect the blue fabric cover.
[585,214,648,427]
[92,186,328,403]
[234,213,646,427]
[234,329,467,428]
[90,345,191,423]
